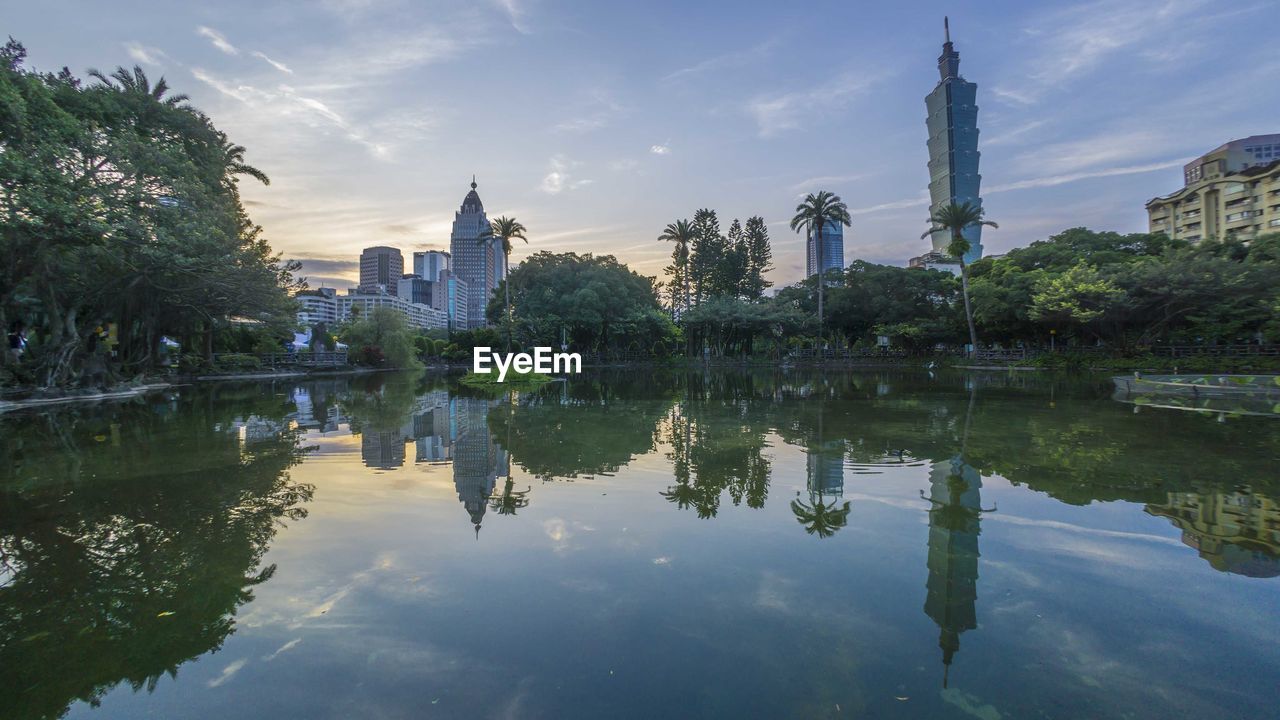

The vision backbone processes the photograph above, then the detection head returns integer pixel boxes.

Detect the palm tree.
[88,65,189,105]
[922,202,997,359]
[658,219,695,317]
[477,216,528,350]
[219,136,270,187]
[790,191,851,345]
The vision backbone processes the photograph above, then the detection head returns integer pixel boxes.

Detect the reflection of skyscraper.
[923,457,985,687]
[1146,490,1280,578]
[362,429,406,469]
[806,441,845,497]
[452,397,510,536]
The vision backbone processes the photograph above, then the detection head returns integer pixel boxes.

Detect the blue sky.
[6,0,1278,288]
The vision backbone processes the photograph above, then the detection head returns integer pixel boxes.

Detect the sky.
[6,0,1279,289]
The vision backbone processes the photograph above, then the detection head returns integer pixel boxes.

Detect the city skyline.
[7,0,1277,288]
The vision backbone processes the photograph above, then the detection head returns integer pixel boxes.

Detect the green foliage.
[0,41,301,388]
[214,353,262,371]
[498,251,676,353]
[339,307,422,369]
[1029,261,1123,333]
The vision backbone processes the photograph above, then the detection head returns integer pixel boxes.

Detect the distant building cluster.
[295,178,507,331]
[1146,134,1280,243]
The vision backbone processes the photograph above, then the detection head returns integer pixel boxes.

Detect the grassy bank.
[1013,353,1280,374]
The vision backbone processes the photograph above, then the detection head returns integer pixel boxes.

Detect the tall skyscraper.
[806,224,845,279]
[924,17,984,264]
[359,246,404,295]
[413,250,450,281]
[448,178,503,329]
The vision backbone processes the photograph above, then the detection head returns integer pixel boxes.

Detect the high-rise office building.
[413,250,451,282]
[449,178,503,329]
[359,246,404,295]
[432,271,469,331]
[398,274,433,305]
[921,18,984,265]
[806,224,845,279]
[1146,135,1280,243]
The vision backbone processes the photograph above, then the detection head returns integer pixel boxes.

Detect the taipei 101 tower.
[923,17,984,263]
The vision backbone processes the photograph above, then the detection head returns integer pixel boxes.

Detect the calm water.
[2,370,1278,719]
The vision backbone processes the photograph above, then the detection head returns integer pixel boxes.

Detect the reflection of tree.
[660,400,772,519]
[489,478,531,516]
[790,496,852,538]
[492,377,669,481]
[0,389,313,720]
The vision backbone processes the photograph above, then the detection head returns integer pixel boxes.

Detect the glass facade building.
[806,223,845,279]
[924,19,984,264]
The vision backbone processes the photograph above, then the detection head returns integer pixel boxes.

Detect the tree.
[477,216,528,350]
[498,251,675,354]
[923,202,997,358]
[689,208,725,304]
[658,219,695,317]
[1029,261,1123,342]
[790,191,851,341]
[339,307,422,370]
[1,43,300,387]
[743,216,774,300]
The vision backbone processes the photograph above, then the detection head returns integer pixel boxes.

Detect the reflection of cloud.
[941,687,1003,720]
[652,556,671,565]
[262,638,302,661]
[543,517,571,551]
[207,658,247,688]
[753,571,793,613]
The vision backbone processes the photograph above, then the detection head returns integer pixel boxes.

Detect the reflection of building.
[923,458,985,688]
[806,440,845,497]
[449,178,503,329]
[1146,489,1280,578]
[452,397,509,535]
[915,17,984,268]
[362,429,406,469]
[1145,136,1280,243]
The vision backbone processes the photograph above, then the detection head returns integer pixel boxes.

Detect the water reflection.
[1146,490,1280,578]
[4,369,1279,719]
[0,387,313,720]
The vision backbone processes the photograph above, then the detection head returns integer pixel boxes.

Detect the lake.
[2,369,1277,719]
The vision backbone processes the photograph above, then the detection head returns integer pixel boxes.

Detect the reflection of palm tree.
[488,477,530,516]
[790,496,852,538]
[660,479,699,511]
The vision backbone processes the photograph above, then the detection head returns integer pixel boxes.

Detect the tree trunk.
[504,248,512,352]
[959,259,978,359]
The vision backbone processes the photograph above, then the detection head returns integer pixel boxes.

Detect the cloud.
[539,155,591,194]
[661,37,780,83]
[251,51,294,74]
[552,91,625,134]
[789,174,866,195]
[190,69,388,156]
[197,26,239,56]
[747,71,886,138]
[649,144,670,155]
[494,0,532,34]
[985,156,1193,194]
[123,42,165,65]
[982,119,1048,148]
[848,157,1191,218]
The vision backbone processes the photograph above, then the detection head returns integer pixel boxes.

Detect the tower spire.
[945,16,950,44]
[471,174,477,190]
[937,16,960,80]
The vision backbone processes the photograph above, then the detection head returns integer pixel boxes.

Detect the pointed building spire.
[471,174,477,190]
[937,16,961,81]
